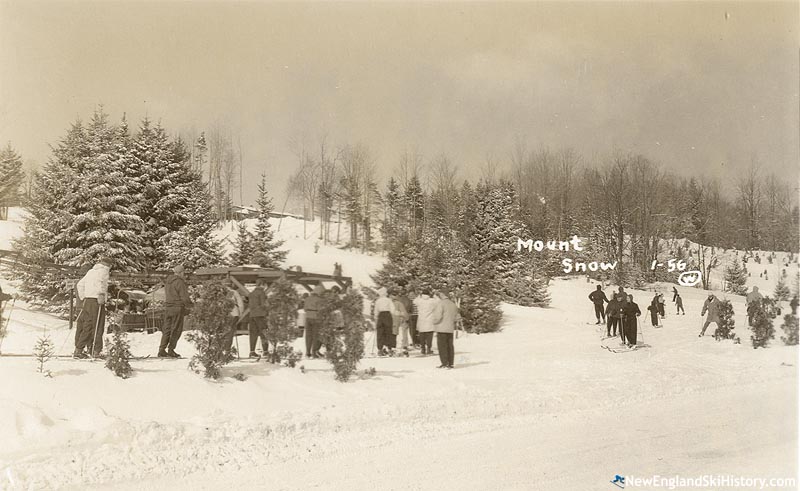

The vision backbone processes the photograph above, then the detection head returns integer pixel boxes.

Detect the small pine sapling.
[750,297,778,349]
[33,332,54,377]
[320,290,366,382]
[105,326,133,379]
[774,276,790,302]
[187,281,235,379]
[781,314,798,346]
[713,299,739,342]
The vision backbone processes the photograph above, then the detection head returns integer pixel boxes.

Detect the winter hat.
[377,287,388,297]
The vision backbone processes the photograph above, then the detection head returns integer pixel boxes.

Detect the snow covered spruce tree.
[724,257,748,295]
[105,326,133,379]
[774,276,790,302]
[471,181,550,307]
[264,276,300,364]
[750,297,777,349]
[0,142,25,220]
[713,299,738,342]
[250,174,287,268]
[229,221,255,266]
[320,289,365,382]
[781,313,799,346]
[187,281,235,379]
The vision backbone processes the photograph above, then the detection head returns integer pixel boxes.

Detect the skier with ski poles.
[699,293,721,337]
[74,258,112,359]
[622,294,641,347]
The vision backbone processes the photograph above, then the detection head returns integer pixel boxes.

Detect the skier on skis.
[397,290,413,350]
[158,264,193,358]
[391,289,409,352]
[675,292,685,315]
[588,285,609,325]
[745,286,763,326]
[699,293,721,337]
[672,286,678,302]
[622,294,641,347]
[657,293,666,319]
[647,293,660,327]
[74,258,112,359]
[605,293,623,337]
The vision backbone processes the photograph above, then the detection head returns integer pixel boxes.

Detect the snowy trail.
[1,279,797,489]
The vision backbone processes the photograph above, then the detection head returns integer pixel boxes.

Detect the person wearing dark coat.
[675,293,685,315]
[159,264,193,358]
[622,294,641,346]
[647,294,660,327]
[247,279,269,358]
[672,286,679,303]
[304,285,325,358]
[588,285,609,324]
[605,294,624,337]
[791,295,799,316]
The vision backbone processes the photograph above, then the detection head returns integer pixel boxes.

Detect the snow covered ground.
[0,209,798,490]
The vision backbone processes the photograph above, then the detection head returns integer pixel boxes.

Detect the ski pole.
[90,299,104,358]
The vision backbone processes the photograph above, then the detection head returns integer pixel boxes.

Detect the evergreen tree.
[713,299,738,341]
[381,177,401,247]
[105,326,133,379]
[750,297,777,349]
[0,143,25,219]
[53,109,145,270]
[33,333,54,376]
[250,174,286,268]
[229,221,255,266]
[321,289,365,382]
[404,175,425,240]
[187,281,235,379]
[724,257,748,295]
[774,275,790,301]
[781,314,798,346]
[264,276,300,363]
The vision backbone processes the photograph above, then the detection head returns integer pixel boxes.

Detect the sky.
[0,1,798,206]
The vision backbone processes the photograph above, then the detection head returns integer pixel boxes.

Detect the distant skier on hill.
[699,293,721,337]
[588,285,609,324]
[675,292,685,315]
[647,294,660,327]
[672,286,678,302]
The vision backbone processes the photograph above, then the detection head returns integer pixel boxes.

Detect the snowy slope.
[0,278,796,490]
[0,208,797,490]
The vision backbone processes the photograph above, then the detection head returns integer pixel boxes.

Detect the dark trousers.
[409,315,419,345]
[606,316,619,336]
[650,308,659,326]
[624,318,637,345]
[249,316,268,353]
[593,303,605,322]
[657,304,665,317]
[420,331,434,353]
[224,316,239,354]
[677,302,685,314]
[376,311,393,350]
[75,298,105,354]
[436,332,454,367]
[305,319,319,356]
[159,306,185,353]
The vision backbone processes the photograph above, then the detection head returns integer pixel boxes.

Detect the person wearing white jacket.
[414,289,443,356]
[74,259,112,359]
[373,287,396,355]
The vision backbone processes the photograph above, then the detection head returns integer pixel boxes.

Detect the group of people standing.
[589,285,642,347]
[373,287,460,369]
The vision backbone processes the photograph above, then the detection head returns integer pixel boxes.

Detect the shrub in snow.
[781,314,798,346]
[187,281,235,379]
[318,290,365,382]
[233,372,247,381]
[750,297,778,349]
[33,333,54,377]
[105,326,133,379]
[774,276,790,302]
[275,345,302,368]
[713,299,738,342]
[264,276,300,364]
